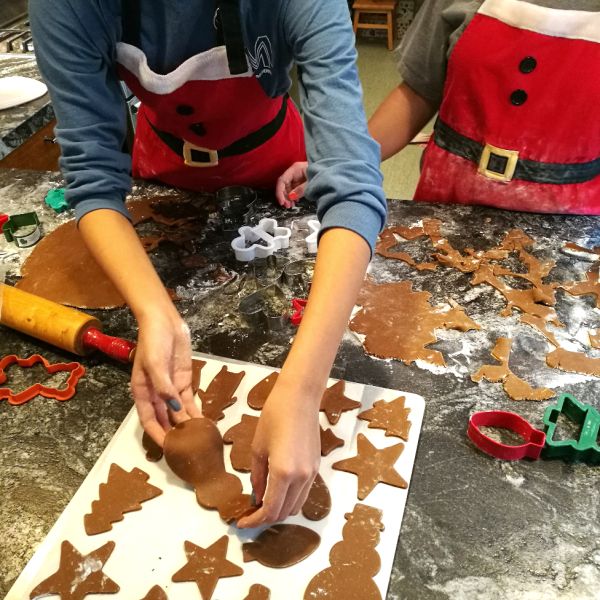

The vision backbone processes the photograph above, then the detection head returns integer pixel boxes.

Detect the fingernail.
[250,490,257,506]
[288,191,298,201]
[167,398,181,411]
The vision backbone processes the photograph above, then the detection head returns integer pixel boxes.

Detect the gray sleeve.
[396,0,481,106]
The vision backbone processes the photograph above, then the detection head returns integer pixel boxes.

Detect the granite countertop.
[0,54,53,160]
[1,168,599,599]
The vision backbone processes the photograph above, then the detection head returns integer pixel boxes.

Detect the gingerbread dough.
[350,279,480,367]
[242,525,320,568]
[142,431,163,462]
[29,540,119,600]
[332,434,407,500]
[561,263,600,308]
[546,347,600,377]
[375,227,437,271]
[243,584,271,600]
[358,396,411,441]
[192,359,206,395]
[320,381,361,425]
[172,536,243,600]
[472,338,554,401]
[247,372,279,410]
[84,464,162,535]
[223,414,259,472]
[199,366,245,421]
[164,418,255,523]
[302,473,332,521]
[320,426,344,456]
[140,585,168,600]
[304,504,384,600]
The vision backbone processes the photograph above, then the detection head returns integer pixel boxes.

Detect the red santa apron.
[116,1,306,191]
[414,0,600,214]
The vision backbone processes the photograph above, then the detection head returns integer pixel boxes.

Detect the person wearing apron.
[30,0,386,528]
[364,0,600,211]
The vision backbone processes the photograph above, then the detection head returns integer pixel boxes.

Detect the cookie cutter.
[2,212,41,248]
[0,213,8,229]
[305,219,320,254]
[216,186,257,238]
[238,284,289,330]
[290,298,308,326]
[0,354,86,405]
[542,394,600,463]
[282,258,315,295]
[467,410,546,460]
[44,188,69,213]
[231,218,291,262]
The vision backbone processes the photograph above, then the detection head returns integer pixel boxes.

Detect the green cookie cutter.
[44,188,69,213]
[2,212,41,248]
[542,394,600,464]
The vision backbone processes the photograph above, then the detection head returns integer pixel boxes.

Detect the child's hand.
[130,309,202,447]
[237,379,321,528]
[276,161,308,208]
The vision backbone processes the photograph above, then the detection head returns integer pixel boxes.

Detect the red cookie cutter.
[0,354,86,405]
[290,298,308,326]
[467,410,546,460]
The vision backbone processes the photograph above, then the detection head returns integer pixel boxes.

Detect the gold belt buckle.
[478,143,519,183]
[182,141,219,168]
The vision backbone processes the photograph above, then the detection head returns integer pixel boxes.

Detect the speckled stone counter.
[0,54,53,159]
[1,168,599,599]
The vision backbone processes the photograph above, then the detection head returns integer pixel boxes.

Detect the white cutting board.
[0,76,47,110]
[7,353,425,600]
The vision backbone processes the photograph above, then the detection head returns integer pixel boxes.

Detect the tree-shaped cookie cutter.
[542,394,600,463]
[231,218,291,262]
[0,354,86,405]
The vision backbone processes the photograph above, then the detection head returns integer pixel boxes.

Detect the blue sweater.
[29,0,386,252]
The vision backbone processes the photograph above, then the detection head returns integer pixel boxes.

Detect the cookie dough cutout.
[358,396,411,441]
[304,504,384,600]
[142,431,163,462]
[242,525,320,568]
[223,414,259,472]
[140,585,168,600]
[29,540,119,600]
[243,584,271,600]
[546,348,600,377]
[198,366,245,421]
[350,279,480,367]
[84,464,162,535]
[320,426,344,456]
[471,338,555,401]
[192,359,206,395]
[247,372,279,410]
[302,473,332,521]
[172,536,243,600]
[332,434,408,500]
[561,262,600,308]
[320,381,361,425]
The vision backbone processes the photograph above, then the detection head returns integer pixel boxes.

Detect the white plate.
[0,76,48,110]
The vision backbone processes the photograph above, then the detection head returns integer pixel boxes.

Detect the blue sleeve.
[29,0,132,222]
[283,0,387,254]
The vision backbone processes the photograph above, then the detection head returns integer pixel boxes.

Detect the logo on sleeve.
[246,36,273,78]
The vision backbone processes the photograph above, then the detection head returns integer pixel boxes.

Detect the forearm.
[78,209,177,323]
[369,82,437,161]
[277,228,370,408]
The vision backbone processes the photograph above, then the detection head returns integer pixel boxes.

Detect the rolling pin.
[0,283,136,363]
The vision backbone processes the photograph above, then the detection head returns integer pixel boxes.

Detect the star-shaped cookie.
[332,434,408,500]
[320,381,361,424]
[172,536,243,600]
[29,540,119,600]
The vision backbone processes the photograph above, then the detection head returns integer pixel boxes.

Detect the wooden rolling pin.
[0,284,136,363]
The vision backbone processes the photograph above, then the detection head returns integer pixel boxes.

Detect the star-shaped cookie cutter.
[542,394,600,463]
[231,218,291,262]
[0,354,86,405]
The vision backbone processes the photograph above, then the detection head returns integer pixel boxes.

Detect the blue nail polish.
[167,398,181,411]
[250,490,256,506]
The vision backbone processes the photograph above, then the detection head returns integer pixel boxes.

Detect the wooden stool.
[352,0,397,50]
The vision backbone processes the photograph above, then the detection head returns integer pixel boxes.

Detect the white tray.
[7,353,425,600]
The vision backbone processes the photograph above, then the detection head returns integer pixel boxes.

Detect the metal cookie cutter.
[542,394,600,463]
[0,354,86,405]
[231,218,291,262]
[282,258,315,296]
[238,284,289,330]
[467,410,546,460]
[217,186,257,238]
[2,212,41,248]
[305,219,320,254]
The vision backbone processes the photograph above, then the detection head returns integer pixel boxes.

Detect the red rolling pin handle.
[81,327,136,363]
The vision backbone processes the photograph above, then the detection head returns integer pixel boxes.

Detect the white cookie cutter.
[305,219,320,254]
[231,218,292,262]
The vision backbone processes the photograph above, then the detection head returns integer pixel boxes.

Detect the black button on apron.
[519,56,537,74]
[510,89,528,105]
